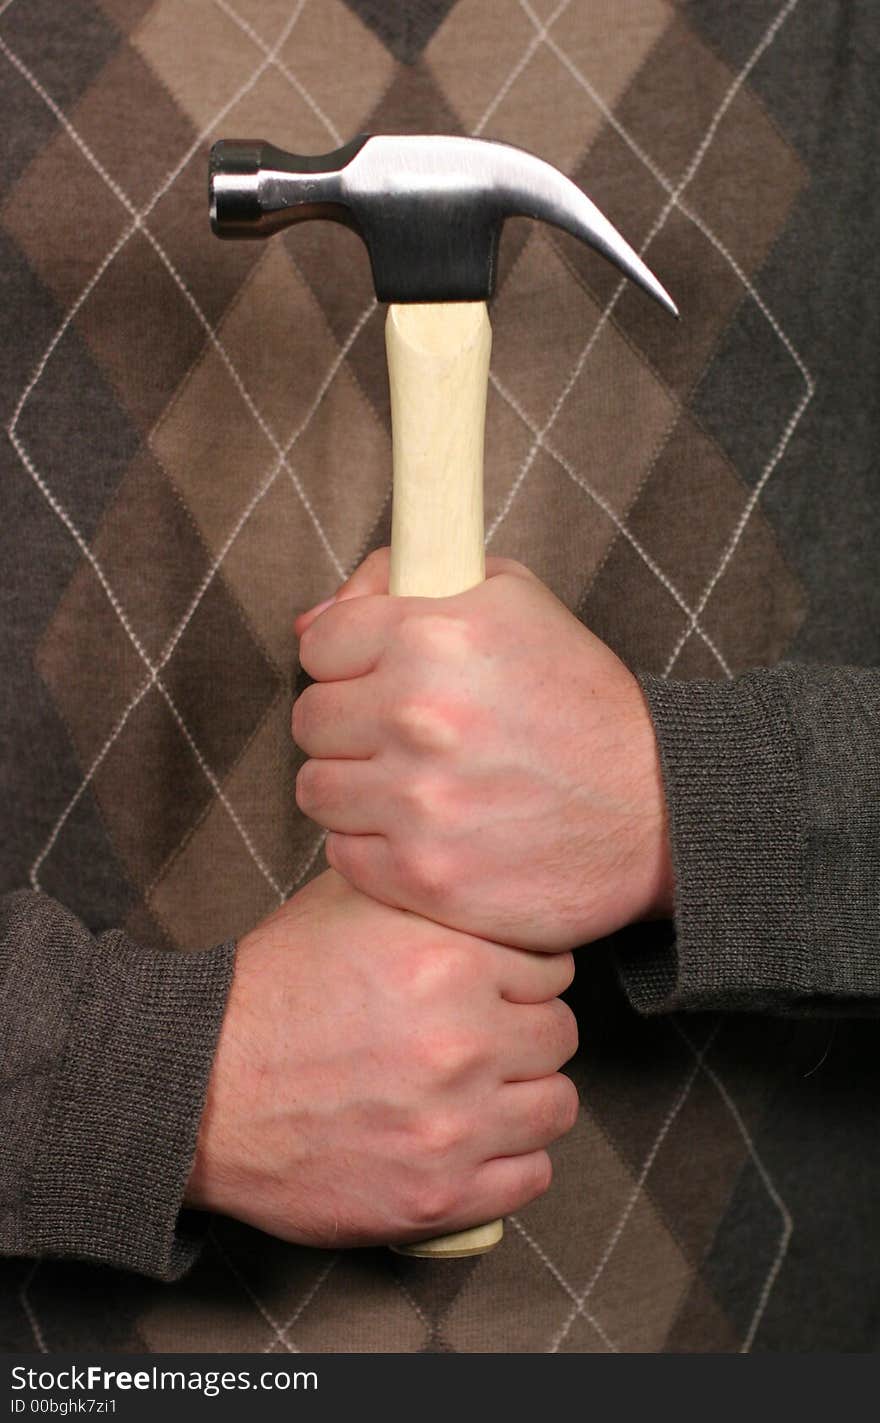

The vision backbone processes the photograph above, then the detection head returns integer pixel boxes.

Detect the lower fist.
[185,870,578,1249]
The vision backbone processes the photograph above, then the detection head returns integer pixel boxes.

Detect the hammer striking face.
[209,133,677,313]
[209,131,677,1261]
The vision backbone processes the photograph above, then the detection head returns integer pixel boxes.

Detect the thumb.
[294,546,391,637]
[336,545,391,600]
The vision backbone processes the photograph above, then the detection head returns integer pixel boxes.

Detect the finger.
[392,1150,552,1247]
[293,550,393,639]
[325,830,389,900]
[295,760,385,834]
[483,556,539,583]
[325,830,442,917]
[336,546,391,600]
[294,595,337,639]
[325,840,579,998]
[298,594,400,681]
[324,825,395,895]
[497,998,579,1081]
[292,680,381,758]
[495,946,575,1005]
[296,552,534,638]
[465,1151,553,1223]
[484,1075,580,1157]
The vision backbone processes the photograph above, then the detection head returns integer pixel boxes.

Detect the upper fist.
[293,549,673,952]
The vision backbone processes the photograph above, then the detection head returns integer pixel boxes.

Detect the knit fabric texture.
[618,666,880,1013]
[0,891,235,1279]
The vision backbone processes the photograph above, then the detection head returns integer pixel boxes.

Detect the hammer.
[208,133,677,1261]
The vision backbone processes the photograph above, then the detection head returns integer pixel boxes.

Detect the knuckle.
[396,941,478,1007]
[560,1002,580,1062]
[519,1092,548,1144]
[297,624,317,674]
[429,942,472,988]
[511,1153,553,1211]
[324,831,342,872]
[390,942,433,997]
[295,760,327,813]
[555,1075,581,1134]
[399,844,455,903]
[548,997,579,1065]
[414,1111,468,1163]
[404,1180,459,1232]
[558,951,576,993]
[392,696,461,754]
[402,775,450,825]
[560,1008,580,1066]
[399,611,471,661]
[418,1025,482,1082]
[291,688,314,746]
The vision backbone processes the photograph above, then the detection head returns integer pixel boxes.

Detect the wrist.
[184,930,257,1214]
[628,679,675,921]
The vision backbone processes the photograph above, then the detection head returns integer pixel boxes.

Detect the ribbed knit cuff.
[614,665,880,1014]
[17,909,235,1280]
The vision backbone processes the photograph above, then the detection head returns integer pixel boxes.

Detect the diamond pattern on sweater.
[132,0,257,131]
[280,0,396,139]
[0,128,128,312]
[341,0,458,66]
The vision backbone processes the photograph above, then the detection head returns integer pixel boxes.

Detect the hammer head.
[209,133,677,315]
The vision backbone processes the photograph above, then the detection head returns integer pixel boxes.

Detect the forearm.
[0,890,234,1279]
[616,663,880,1015]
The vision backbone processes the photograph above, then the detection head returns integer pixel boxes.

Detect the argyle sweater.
[2,0,880,1354]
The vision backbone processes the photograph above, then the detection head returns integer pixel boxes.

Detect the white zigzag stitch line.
[673,1023,793,1354]
[473,0,571,137]
[662,201,814,674]
[487,2,735,665]
[542,0,799,1349]
[510,0,812,679]
[19,1262,48,1354]
[3,2,346,579]
[533,0,800,1353]
[489,368,733,676]
[510,1214,619,1352]
[214,0,342,147]
[8,430,288,898]
[208,1225,299,1354]
[5,10,304,895]
[547,1021,717,1353]
[30,295,374,896]
[4,5,353,896]
[271,1255,340,1354]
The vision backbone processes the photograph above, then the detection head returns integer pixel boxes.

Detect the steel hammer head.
[209,133,677,315]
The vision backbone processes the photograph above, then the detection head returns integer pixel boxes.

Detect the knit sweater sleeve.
[614,662,880,1015]
[0,889,235,1280]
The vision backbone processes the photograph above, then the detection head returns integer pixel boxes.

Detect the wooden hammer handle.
[385,301,502,1260]
[386,303,489,598]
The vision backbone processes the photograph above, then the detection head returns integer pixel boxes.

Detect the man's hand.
[293,549,673,953]
[185,870,577,1249]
